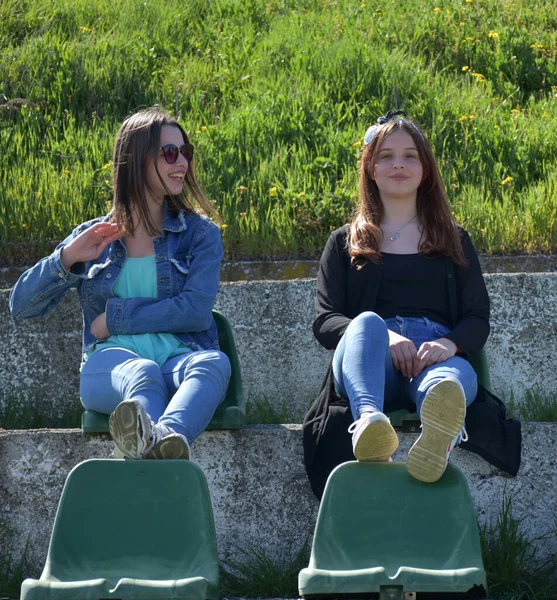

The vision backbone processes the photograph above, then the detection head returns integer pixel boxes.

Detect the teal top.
[90,255,191,366]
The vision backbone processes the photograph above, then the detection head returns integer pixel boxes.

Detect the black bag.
[303,363,522,500]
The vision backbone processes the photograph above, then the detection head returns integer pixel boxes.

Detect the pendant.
[390,231,401,242]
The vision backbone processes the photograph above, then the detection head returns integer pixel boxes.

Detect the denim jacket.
[9,204,223,362]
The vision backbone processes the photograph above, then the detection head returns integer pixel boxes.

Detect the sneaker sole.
[109,401,151,459]
[354,418,399,461]
[407,379,466,483]
[148,434,190,460]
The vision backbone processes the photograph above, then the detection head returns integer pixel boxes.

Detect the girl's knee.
[350,311,389,343]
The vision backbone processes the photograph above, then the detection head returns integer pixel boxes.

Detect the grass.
[246,394,308,425]
[480,492,557,600]
[2,386,556,429]
[2,0,557,262]
[0,397,82,430]
[506,387,557,423]
[0,524,28,600]
[220,539,310,598]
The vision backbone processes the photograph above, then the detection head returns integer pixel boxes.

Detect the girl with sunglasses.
[10,106,230,460]
[312,111,493,483]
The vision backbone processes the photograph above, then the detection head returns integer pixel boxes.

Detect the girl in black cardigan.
[313,111,490,483]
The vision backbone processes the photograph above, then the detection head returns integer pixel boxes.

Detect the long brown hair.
[111,106,220,236]
[348,117,465,267]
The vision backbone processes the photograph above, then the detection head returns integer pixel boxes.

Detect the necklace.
[381,214,417,242]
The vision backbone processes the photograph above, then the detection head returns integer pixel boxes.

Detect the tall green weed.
[2,0,557,260]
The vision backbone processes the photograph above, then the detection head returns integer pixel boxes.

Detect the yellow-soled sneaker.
[348,412,399,462]
[407,377,466,483]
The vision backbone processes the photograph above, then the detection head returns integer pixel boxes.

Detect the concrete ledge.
[1,423,556,579]
[2,274,557,422]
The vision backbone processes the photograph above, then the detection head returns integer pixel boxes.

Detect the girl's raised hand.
[413,337,458,378]
[60,223,122,271]
[388,330,418,379]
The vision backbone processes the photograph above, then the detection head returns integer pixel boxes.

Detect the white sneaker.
[148,433,190,460]
[109,400,155,459]
[407,377,467,483]
[348,412,399,461]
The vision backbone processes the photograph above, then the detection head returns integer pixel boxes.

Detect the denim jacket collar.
[162,200,188,233]
[104,200,189,234]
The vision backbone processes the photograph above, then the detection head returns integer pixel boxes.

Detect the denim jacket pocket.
[82,259,111,308]
[169,255,191,291]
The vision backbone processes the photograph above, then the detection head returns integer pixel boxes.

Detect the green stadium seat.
[21,459,220,600]
[299,461,487,599]
[82,309,245,433]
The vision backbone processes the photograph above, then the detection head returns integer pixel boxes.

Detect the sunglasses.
[160,143,194,165]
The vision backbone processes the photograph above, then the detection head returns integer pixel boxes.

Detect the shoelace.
[347,413,383,434]
[449,427,469,453]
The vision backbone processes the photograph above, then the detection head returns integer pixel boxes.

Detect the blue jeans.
[332,312,478,421]
[80,348,231,444]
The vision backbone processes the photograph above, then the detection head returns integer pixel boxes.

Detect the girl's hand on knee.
[388,330,418,378]
[61,223,122,270]
[91,312,110,340]
[414,338,457,377]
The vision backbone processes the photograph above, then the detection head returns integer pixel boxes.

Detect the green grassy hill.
[1,0,557,261]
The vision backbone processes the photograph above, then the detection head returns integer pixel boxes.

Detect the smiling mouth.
[390,175,409,181]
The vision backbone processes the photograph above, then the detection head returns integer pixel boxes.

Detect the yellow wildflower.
[459,115,468,122]
[510,108,520,114]
[463,37,474,43]
[462,65,470,72]
[297,191,306,198]
[472,72,485,82]
[352,140,363,147]
[433,7,441,13]
[269,187,278,197]
[530,43,544,50]
[237,185,248,193]
[494,124,501,130]
[102,163,111,170]
[488,31,499,39]
[79,26,92,32]
[501,176,513,185]
[200,126,207,132]
[220,223,229,229]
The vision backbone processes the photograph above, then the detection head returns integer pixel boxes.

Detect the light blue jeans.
[332,312,477,421]
[80,348,231,444]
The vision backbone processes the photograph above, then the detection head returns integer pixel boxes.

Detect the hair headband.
[363,110,424,146]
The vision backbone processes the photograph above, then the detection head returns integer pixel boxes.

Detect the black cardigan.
[303,225,521,499]
[313,224,490,356]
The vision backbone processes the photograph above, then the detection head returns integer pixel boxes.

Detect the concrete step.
[1,423,556,579]
[2,274,557,424]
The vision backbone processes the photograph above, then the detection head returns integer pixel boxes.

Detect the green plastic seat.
[21,459,219,600]
[82,309,245,433]
[388,348,492,432]
[299,461,487,598]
